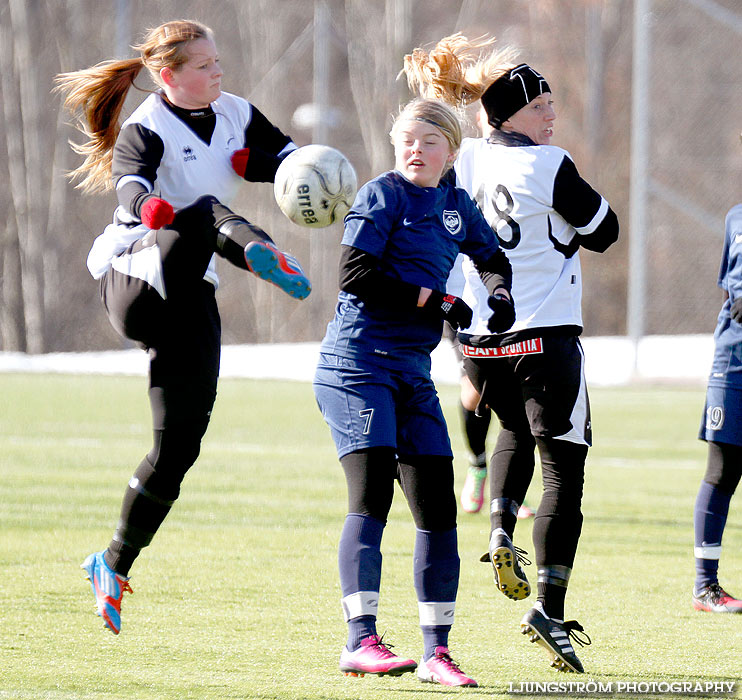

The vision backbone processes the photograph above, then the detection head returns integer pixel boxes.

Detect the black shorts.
[100,230,221,424]
[462,333,591,446]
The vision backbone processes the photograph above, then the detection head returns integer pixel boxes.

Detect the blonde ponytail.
[402,32,519,107]
[55,58,145,193]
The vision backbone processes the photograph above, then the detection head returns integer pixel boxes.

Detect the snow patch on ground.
[0,335,712,386]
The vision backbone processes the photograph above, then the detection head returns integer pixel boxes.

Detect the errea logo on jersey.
[442,210,462,235]
[182,146,197,162]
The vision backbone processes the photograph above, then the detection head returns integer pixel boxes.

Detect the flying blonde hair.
[54,20,213,193]
[402,32,520,108]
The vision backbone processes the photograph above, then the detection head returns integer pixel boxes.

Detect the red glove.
[230,148,250,177]
[141,197,174,230]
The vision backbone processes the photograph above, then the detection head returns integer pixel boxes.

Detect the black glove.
[424,290,473,330]
[487,292,516,333]
[731,297,742,324]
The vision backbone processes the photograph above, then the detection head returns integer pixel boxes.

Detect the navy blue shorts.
[699,384,742,446]
[313,353,452,460]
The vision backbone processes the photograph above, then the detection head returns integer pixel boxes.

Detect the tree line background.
[2,0,741,354]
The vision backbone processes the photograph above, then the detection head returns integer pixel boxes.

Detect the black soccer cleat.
[520,606,591,673]
[480,530,531,600]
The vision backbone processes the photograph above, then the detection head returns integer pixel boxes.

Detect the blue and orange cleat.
[81,551,132,635]
[244,241,311,299]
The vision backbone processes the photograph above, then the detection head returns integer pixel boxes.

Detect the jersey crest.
[182,145,197,162]
[442,210,462,235]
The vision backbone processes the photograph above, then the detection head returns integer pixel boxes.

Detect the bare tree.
[344,0,412,175]
[1,0,738,352]
[1,5,28,351]
[3,0,50,353]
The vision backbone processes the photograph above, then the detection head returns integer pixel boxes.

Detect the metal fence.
[628,0,742,341]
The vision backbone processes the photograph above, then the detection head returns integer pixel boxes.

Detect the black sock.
[105,458,175,576]
[462,404,490,458]
[537,565,571,620]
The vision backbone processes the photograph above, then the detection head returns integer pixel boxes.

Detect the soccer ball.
[274,145,357,228]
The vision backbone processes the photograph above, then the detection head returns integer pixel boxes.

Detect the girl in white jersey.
[55,20,310,635]
[404,33,619,674]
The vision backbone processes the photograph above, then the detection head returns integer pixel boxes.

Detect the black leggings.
[532,436,587,570]
[489,428,586,569]
[101,197,249,574]
[704,441,742,494]
[341,448,457,532]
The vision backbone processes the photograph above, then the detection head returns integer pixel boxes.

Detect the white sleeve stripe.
[116,174,153,193]
[278,142,298,158]
[575,196,608,235]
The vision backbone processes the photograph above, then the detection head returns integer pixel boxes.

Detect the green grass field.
[1,373,740,699]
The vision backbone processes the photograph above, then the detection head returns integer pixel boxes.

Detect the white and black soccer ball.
[274,144,357,228]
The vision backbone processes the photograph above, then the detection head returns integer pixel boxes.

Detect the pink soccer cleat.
[339,635,417,677]
[417,647,477,687]
[460,465,487,514]
[517,502,535,519]
[692,583,742,613]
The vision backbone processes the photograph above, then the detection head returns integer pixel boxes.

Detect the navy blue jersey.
[708,204,742,389]
[320,170,501,371]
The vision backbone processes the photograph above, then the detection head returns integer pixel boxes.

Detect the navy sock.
[421,625,449,660]
[347,615,377,651]
[339,514,384,651]
[414,528,459,660]
[694,480,732,591]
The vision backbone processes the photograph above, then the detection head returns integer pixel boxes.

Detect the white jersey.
[87,91,254,286]
[452,136,613,336]
[446,253,491,329]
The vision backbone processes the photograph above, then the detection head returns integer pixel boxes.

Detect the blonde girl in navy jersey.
[55,19,310,635]
[313,98,515,687]
[404,33,619,674]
